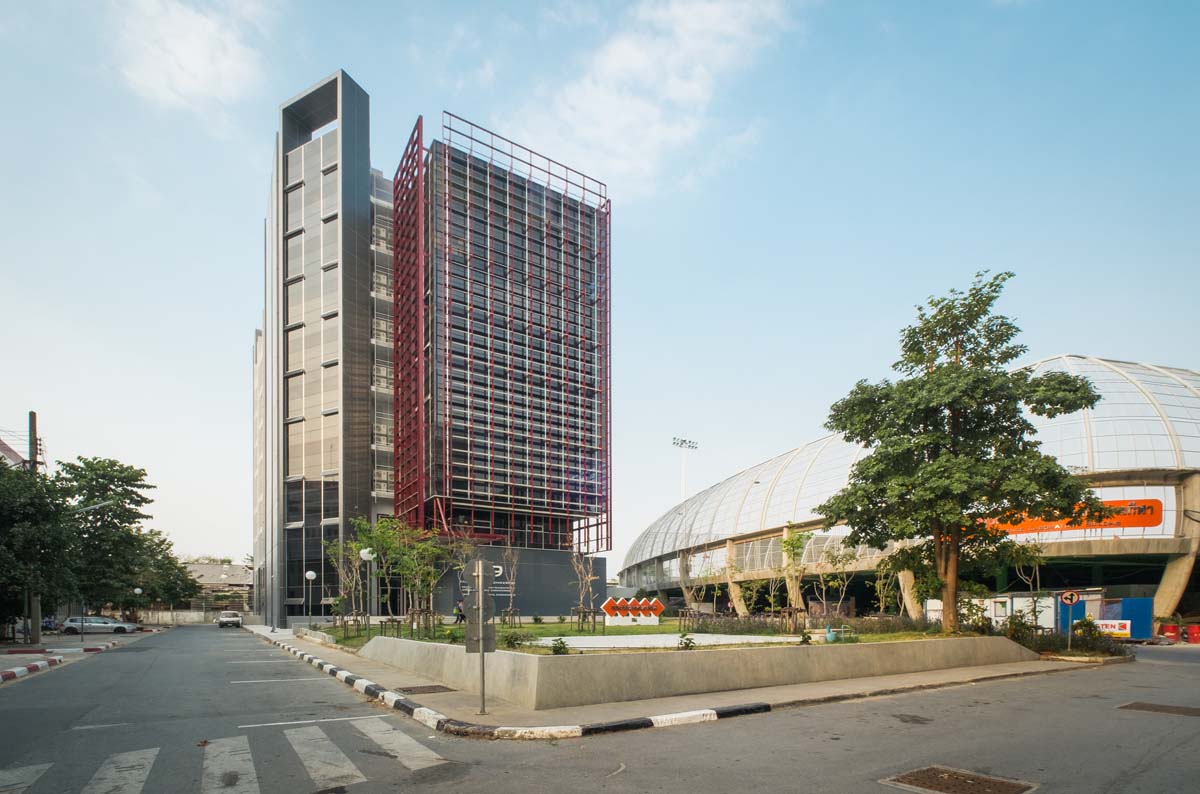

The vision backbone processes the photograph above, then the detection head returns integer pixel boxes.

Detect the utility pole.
[28,411,42,646]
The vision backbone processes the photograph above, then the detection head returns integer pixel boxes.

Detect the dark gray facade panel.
[432,548,607,618]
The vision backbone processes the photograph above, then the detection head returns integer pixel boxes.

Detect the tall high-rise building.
[253,71,392,624]
[393,115,612,557]
[255,72,609,625]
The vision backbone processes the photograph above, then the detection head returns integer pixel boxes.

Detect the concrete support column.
[1154,473,1200,621]
[725,539,748,616]
[898,570,924,621]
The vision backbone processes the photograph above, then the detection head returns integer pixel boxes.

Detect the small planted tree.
[501,544,521,621]
[812,546,858,619]
[780,527,812,610]
[818,272,1107,632]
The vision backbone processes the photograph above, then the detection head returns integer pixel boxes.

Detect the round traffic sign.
[1060,590,1081,606]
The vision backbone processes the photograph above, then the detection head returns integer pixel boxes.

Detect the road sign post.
[1060,590,1081,652]
[466,558,496,715]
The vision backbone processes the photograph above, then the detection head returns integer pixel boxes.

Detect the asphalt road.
[1,628,1198,793]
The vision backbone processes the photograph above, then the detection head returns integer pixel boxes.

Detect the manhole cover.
[1118,702,1200,718]
[881,766,1036,794]
[398,685,453,694]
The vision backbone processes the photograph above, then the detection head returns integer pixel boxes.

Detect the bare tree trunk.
[937,527,960,632]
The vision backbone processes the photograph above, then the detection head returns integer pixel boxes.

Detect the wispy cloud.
[503,0,791,200]
[111,0,271,131]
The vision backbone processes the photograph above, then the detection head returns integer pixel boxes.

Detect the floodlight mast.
[672,437,699,501]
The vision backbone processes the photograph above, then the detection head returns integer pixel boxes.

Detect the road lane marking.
[238,715,378,729]
[72,723,131,730]
[200,736,259,794]
[352,717,446,771]
[284,726,367,790]
[229,677,327,684]
[80,748,159,794]
[0,764,50,794]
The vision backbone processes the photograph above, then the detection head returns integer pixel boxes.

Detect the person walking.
[454,599,467,624]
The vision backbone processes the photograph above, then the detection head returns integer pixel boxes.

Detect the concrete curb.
[1,656,64,682]
[253,632,1092,741]
[4,641,115,654]
[1039,654,1136,665]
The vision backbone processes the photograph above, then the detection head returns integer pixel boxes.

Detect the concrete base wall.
[359,635,1038,710]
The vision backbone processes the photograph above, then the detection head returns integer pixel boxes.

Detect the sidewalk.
[247,626,1091,739]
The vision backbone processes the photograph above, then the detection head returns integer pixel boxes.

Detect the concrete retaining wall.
[359,635,1038,710]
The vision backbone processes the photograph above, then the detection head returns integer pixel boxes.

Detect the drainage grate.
[1118,702,1200,718]
[398,685,453,694]
[881,766,1036,794]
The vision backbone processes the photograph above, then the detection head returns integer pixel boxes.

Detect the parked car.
[217,611,243,628]
[62,616,140,634]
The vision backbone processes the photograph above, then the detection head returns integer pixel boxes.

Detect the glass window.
[286,235,303,279]
[285,374,303,419]
[286,187,303,232]
[323,479,339,520]
[322,168,338,217]
[286,421,304,475]
[322,266,339,312]
[322,218,339,264]
[322,414,339,472]
[285,327,304,371]
[285,483,303,524]
[322,364,339,412]
[286,280,304,325]
[322,315,339,363]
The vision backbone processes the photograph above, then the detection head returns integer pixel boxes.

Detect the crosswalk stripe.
[352,717,447,771]
[0,764,51,794]
[80,748,159,794]
[284,726,367,790]
[200,736,260,794]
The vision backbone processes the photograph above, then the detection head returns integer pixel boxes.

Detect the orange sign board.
[995,499,1163,535]
[601,597,664,618]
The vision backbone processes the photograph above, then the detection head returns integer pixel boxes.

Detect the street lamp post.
[359,548,376,638]
[132,587,143,626]
[672,437,699,501]
[304,570,316,624]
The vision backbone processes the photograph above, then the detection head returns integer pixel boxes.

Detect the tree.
[997,539,1047,624]
[350,516,405,617]
[811,546,857,618]
[780,527,812,609]
[501,544,521,619]
[817,272,1107,632]
[0,463,77,620]
[56,458,156,611]
[569,551,598,615]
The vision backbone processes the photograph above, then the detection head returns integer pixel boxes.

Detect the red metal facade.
[393,113,611,554]
[392,117,426,528]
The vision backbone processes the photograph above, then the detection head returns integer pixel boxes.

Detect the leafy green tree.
[0,463,78,617]
[817,272,1106,632]
[55,457,156,610]
[780,526,812,609]
[350,516,406,617]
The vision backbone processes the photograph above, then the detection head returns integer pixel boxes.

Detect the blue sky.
[1,0,1196,569]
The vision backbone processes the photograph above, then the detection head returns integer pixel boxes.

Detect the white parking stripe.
[0,764,50,794]
[352,717,446,771]
[284,726,367,790]
[229,677,327,684]
[200,736,260,794]
[80,748,159,794]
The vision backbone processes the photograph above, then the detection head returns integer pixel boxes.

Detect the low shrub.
[550,637,569,655]
[557,615,566,624]
[532,614,544,624]
[1005,613,1130,657]
[836,615,941,635]
[501,630,536,649]
[442,627,464,644]
[677,633,696,651]
[693,615,782,635]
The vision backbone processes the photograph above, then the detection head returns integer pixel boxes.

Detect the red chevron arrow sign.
[601,597,665,625]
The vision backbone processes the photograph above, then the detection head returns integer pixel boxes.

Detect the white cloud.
[503,0,790,200]
[112,0,269,125]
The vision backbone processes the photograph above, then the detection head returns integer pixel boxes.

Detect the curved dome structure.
[620,355,1200,586]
